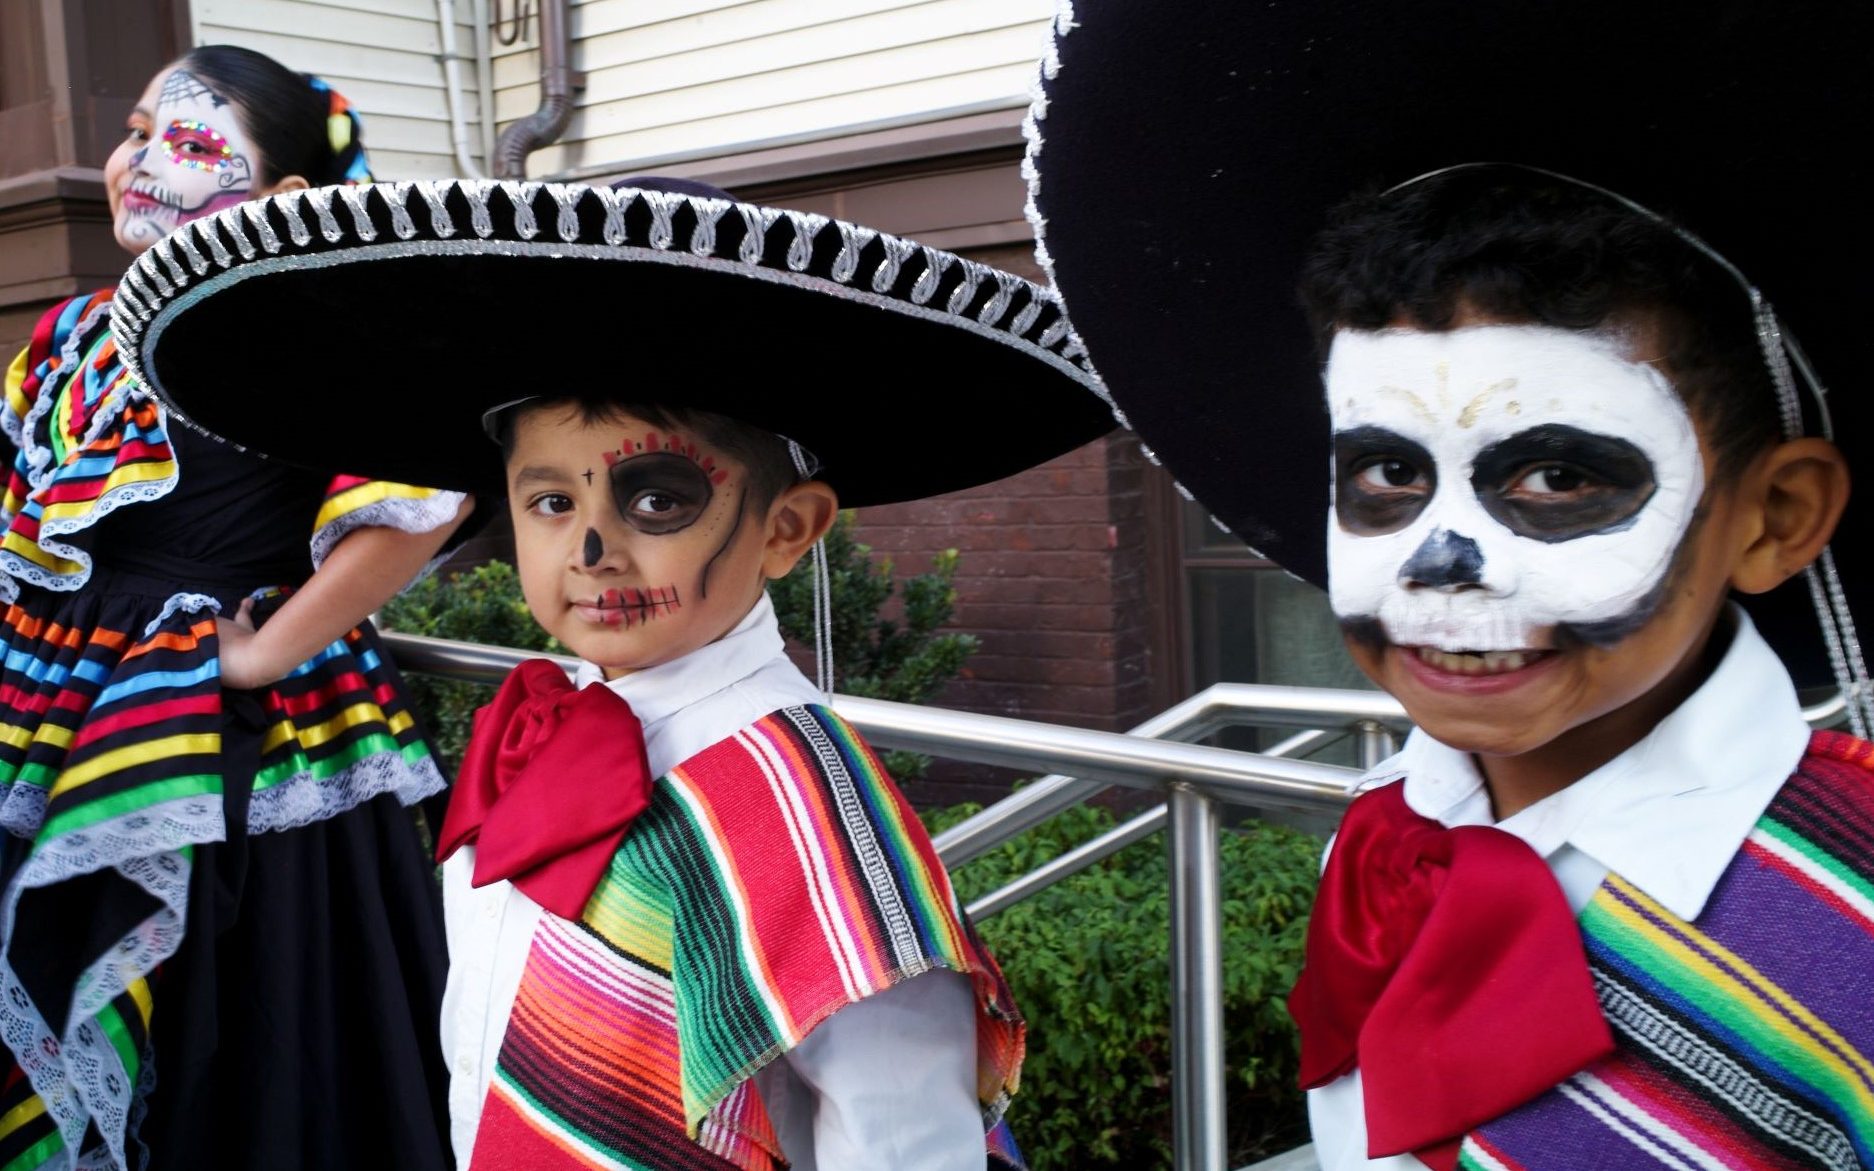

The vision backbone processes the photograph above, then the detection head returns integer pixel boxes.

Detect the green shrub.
[925,802,1322,1169]
[770,512,980,779]
[378,560,563,769]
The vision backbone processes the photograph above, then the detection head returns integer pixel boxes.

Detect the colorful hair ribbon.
[305,75,375,185]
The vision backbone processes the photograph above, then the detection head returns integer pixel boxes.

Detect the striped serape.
[1461,730,1874,1170]
[469,704,1026,1171]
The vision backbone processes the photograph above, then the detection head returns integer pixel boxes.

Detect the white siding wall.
[492,0,1055,178]
[191,0,484,181]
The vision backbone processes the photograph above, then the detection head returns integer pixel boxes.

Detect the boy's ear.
[760,481,839,579]
[1731,437,1851,595]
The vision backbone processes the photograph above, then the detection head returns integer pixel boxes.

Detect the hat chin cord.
[1758,307,1873,738]
[787,440,836,697]
[1387,163,1874,738]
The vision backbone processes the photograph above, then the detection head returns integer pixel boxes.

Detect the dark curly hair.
[1299,166,1783,476]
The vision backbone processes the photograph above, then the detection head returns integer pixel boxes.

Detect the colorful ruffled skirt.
[0,572,453,1171]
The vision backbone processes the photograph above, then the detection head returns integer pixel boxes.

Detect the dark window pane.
[1187,566,1374,766]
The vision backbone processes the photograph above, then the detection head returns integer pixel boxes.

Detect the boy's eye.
[1332,426,1438,537]
[527,492,574,517]
[629,490,682,516]
[610,452,714,536]
[1510,464,1587,496]
[1354,458,1425,491]
[1471,425,1657,542]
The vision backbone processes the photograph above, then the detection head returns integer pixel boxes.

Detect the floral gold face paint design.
[1325,324,1704,656]
[105,67,258,254]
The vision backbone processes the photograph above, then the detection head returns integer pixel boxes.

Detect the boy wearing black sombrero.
[111,176,1115,1170]
[1029,1,1872,1168]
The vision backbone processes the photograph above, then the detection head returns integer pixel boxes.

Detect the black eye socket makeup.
[1471,424,1657,542]
[608,452,715,536]
[1334,425,1437,536]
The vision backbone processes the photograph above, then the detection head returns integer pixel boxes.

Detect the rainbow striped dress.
[0,292,465,1171]
[1458,731,1874,1170]
[470,704,1027,1171]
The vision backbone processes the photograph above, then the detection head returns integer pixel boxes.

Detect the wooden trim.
[1142,463,1195,704]
[567,107,1028,198]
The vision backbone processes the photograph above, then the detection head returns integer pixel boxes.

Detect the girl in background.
[1,45,465,1171]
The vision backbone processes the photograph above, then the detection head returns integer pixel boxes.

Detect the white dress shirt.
[1308,606,1812,1171]
[440,592,984,1170]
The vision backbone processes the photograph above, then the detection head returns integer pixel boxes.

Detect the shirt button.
[482,899,500,920]
[456,1055,474,1078]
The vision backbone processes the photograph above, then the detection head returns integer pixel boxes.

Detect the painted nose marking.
[583,528,603,568]
[1400,529,1484,589]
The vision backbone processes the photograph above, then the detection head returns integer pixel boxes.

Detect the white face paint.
[1324,324,1704,652]
[105,67,259,254]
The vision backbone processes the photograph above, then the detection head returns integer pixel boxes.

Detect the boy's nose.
[574,522,633,574]
[1399,528,1485,591]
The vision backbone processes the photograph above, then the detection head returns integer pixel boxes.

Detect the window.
[1164,492,1377,766]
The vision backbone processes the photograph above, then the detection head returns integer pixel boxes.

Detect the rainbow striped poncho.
[1459,730,1874,1169]
[469,703,1026,1171]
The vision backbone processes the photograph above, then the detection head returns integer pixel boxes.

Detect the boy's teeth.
[1414,647,1536,675]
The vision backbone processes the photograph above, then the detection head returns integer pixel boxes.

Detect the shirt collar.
[1370,604,1810,920]
[573,592,792,729]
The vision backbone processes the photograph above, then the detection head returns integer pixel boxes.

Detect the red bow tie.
[1288,782,1614,1169]
[436,659,653,920]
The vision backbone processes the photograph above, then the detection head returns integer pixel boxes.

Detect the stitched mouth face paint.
[1324,324,1704,653]
[579,586,683,628]
[107,67,256,252]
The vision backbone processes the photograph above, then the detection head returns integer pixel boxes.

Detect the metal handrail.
[932,682,1402,865]
[965,727,1339,920]
[376,631,1365,809]
[378,630,1373,1171]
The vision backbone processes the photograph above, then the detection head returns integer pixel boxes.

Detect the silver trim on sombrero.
[110,176,1099,452]
[1021,0,1221,535]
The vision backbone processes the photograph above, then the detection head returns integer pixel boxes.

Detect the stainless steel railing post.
[1356,719,1397,770]
[1169,782,1226,1171]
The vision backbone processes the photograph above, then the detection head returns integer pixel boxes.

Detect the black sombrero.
[110,179,1114,506]
[1025,0,1870,697]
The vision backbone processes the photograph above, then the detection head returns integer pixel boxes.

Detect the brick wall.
[848,428,1159,806]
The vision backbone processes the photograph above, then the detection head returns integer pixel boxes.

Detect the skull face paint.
[105,67,258,253]
[507,407,769,677]
[1325,325,1704,653]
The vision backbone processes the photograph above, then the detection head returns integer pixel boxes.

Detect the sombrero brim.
[113,180,1114,506]
[1025,0,1869,689]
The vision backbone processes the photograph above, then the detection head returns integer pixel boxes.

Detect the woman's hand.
[216,596,290,689]
[214,496,475,692]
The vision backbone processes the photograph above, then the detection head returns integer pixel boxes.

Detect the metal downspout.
[494,0,580,179]
[435,0,488,179]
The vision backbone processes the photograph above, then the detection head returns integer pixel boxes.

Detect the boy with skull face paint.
[113,174,1116,1170]
[1027,1,1874,1168]
[424,214,1057,1171]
